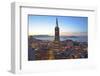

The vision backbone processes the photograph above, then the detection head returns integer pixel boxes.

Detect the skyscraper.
[51,18,61,52]
[55,18,60,41]
[48,18,61,59]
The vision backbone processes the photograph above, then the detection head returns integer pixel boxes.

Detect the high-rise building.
[48,18,61,59]
[55,18,60,41]
[52,18,61,51]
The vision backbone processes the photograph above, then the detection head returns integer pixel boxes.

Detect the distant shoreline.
[29,35,88,42]
[29,35,87,38]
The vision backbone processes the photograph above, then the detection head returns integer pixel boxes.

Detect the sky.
[28,15,88,36]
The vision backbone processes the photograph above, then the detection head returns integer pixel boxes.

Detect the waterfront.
[33,36,87,42]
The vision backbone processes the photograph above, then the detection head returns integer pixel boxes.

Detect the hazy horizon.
[29,34,87,37]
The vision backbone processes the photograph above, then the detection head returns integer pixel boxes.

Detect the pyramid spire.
[56,18,58,27]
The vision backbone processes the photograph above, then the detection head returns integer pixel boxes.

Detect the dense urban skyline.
[28,15,88,36]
